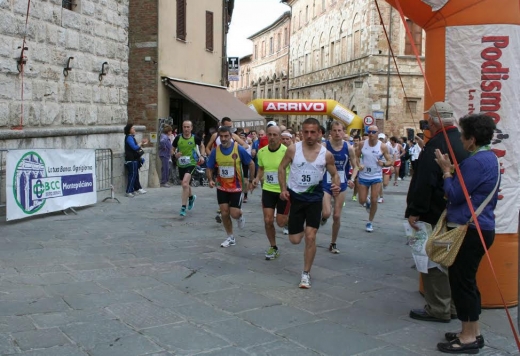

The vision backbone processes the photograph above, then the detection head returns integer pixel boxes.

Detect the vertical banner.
[6,149,97,221]
[446,24,520,233]
[228,57,239,81]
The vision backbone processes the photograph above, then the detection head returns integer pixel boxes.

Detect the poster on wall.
[6,149,97,221]
[446,24,520,233]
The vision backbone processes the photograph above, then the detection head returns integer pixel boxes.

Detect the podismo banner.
[446,24,520,233]
[6,149,97,221]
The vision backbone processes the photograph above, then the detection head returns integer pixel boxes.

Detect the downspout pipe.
[385,6,393,121]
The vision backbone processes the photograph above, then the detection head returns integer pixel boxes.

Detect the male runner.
[279,118,340,288]
[351,134,361,201]
[172,120,204,217]
[356,125,393,232]
[251,125,289,260]
[378,133,393,203]
[206,126,255,247]
[205,117,249,155]
[281,131,293,147]
[320,121,357,254]
[389,136,404,186]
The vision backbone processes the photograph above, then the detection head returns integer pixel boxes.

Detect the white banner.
[6,149,97,221]
[446,24,520,233]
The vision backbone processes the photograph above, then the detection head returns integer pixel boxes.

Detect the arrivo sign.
[262,101,328,113]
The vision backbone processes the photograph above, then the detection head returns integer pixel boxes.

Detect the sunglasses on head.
[367,130,378,134]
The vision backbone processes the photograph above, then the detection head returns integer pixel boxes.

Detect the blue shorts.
[323,183,348,195]
[358,177,382,187]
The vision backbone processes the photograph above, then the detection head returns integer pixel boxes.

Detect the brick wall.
[128,0,158,131]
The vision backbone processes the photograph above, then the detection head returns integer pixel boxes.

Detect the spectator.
[123,123,148,197]
[159,125,173,187]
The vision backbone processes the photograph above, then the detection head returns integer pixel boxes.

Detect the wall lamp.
[63,57,74,76]
[99,61,109,81]
[16,46,28,73]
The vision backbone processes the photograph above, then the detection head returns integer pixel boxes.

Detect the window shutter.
[177,0,186,40]
[206,11,214,51]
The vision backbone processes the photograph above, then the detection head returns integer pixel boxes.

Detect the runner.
[281,130,293,147]
[390,136,404,186]
[378,133,393,203]
[206,126,255,247]
[278,118,340,289]
[320,121,357,254]
[251,125,289,260]
[351,134,361,201]
[172,120,204,217]
[356,125,393,232]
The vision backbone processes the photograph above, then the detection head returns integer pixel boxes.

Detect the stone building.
[128,0,263,136]
[283,0,425,136]
[0,0,133,197]
[247,12,291,126]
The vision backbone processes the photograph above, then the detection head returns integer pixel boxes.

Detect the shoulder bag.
[425,160,500,267]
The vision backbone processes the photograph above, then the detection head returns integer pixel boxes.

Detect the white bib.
[326,171,345,184]
[179,156,191,165]
[299,169,322,186]
[219,166,235,178]
[265,171,279,184]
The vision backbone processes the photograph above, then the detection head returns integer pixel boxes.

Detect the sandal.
[437,338,480,354]
[445,333,485,349]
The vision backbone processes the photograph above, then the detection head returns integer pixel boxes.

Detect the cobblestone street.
[0,182,517,355]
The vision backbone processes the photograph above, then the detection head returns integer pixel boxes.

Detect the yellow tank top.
[216,143,243,192]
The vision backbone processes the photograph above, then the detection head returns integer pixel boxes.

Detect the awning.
[163,77,265,128]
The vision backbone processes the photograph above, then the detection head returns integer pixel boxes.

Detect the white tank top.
[288,142,327,194]
[359,140,383,180]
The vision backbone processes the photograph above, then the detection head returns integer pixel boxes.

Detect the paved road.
[0,180,517,355]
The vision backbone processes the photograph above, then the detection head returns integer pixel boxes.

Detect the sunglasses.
[367,130,378,134]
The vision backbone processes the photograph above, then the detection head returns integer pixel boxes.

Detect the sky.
[227,0,289,58]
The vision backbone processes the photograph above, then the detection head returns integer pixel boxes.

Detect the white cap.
[266,121,277,127]
[378,133,386,139]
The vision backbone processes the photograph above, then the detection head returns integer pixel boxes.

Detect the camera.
[419,120,429,131]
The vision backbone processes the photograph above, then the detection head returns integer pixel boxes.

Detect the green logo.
[12,151,47,215]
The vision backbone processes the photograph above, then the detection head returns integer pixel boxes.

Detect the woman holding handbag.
[434,114,500,354]
[124,123,148,197]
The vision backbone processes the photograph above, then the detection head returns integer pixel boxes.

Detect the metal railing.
[95,148,119,203]
[0,149,6,208]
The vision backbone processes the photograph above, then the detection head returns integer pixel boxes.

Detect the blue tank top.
[322,141,349,192]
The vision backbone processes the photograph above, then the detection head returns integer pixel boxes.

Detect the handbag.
[137,148,145,157]
[425,160,500,267]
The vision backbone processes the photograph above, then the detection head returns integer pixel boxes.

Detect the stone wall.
[0,0,129,129]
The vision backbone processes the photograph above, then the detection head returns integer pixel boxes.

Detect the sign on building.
[6,149,97,221]
[228,57,239,81]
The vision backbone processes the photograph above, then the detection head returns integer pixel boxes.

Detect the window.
[270,37,274,54]
[306,5,309,23]
[305,53,310,73]
[320,46,325,68]
[313,0,316,18]
[62,0,77,11]
[353,14,361,58]
[262,41,265,57]
[277,33,281,51]
[284,28,288,46]
[176,0,186,41]
[341,36,347,62]
[282,86,286,98]
[293,16,296,33]
[405,99,418,114]
[299,10,302,28]
[275,87,279,98]
[254,45,258,59]
[253,91,257,99]
[205,11,214,51]
[405,19,423,55]
[268,88,272,99]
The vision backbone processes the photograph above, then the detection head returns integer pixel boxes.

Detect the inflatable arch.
[385,0,520,307]
[248,99,364,133]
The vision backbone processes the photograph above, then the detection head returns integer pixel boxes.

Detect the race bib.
[265,171,278,184]
[326,171,345,184]
[179,156,191,165]
[219,166,235,178]
[299,170,321,186]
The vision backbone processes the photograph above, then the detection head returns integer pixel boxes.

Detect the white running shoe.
[377,197,384,203]
[366,222,374,232]
[125,192,135,198]
[299,272,311,289]
[283,226,289,235]
[137,189,147,194]
[237,214,246,229]
[220,236,236,248]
